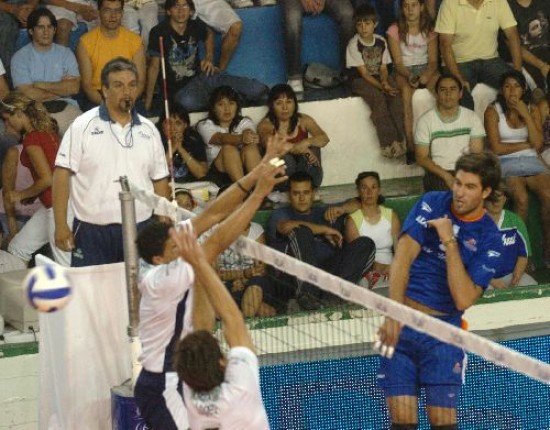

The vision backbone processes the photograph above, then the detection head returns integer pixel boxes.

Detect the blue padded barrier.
[220,5,342,87]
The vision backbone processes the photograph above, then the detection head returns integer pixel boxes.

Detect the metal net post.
[119,176,141,387]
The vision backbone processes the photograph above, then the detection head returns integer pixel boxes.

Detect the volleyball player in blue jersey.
[376,152,503,430]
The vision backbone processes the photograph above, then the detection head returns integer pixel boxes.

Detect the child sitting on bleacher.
[158,103,208,183]
[346,4,406,159]
[386,0,438,164]
[197,85,262,186]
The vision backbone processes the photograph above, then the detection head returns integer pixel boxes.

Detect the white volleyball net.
[130,183,550,429]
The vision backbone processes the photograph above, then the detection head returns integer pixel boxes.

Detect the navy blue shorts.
[377,314,466,408]
[134,369,188,430]
[71,218,151,267]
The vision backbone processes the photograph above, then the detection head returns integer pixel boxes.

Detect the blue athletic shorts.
[377,314,466,409]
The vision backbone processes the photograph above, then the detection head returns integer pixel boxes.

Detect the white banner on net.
[130,183,550,386]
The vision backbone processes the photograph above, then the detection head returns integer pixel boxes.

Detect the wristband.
[236,180,251,196]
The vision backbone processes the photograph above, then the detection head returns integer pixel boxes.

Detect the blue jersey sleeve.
[401,192,451,246]
[465,228,503,290]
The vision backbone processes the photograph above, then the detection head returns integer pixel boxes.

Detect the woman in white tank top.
[344,171,401,288]
[484,70,550,268]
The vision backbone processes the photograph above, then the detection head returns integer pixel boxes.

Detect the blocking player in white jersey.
[172,223,270,430]
[134,136,288,430]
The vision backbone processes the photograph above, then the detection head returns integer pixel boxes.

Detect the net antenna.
[159,36,176,206]
[119,176,142,386]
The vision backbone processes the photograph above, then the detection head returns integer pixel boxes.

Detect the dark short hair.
[98,0,124,10]
[100,57,138,88]
[136,219,173,264]
[355,171,385,204]
[289,171,315,189]
[354,4,378,23]
[165,0,195,11]
[435,73,463,92]
[174,330,225,392]
[454,152,501,201]
[27,8,57,38]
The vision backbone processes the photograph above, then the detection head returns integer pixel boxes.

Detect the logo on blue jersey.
[502,234,516,246]
[487,250,501,258]
[415,215,428,227]
[463,238,477,252]
[452,362,462,374]
[421,201,433,213]
[91,126,103,135]
[482,264,496,274]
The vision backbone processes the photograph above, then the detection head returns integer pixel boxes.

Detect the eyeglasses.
[172,3,190,9]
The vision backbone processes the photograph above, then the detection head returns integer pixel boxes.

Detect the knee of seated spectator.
[510,188,529,210]
[221,144,240,156]
[241,142,260,156]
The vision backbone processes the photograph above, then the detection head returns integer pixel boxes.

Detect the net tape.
[129,182,550,386]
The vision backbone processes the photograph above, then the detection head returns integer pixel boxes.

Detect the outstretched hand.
[263,133,293,160]
[253,158,288,199]
[375,317,402,358]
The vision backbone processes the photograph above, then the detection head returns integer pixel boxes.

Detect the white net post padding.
[128,182,550,387]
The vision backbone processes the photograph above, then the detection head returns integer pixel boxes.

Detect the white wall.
[191,96,424,187]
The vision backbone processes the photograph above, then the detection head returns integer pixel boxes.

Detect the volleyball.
[24,265,72,312]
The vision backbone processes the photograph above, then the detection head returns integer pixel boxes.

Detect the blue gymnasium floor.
[260,335,550,430]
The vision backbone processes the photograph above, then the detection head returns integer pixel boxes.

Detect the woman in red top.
[0,91,67,265]
[258,84,329,189]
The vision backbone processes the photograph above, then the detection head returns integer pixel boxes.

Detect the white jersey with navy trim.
[138,220,195,373]
[55,104,169,224]
[184,346,270,430]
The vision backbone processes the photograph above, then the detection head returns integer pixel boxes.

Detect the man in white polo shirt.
[415,73,485,191]
[52,56,170,267]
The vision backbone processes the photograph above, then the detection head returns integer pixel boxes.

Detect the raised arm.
[191,134,291,236]
[171,225,254,351]
[200,157,287,262]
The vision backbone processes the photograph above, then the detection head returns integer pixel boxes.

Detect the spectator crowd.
[0,0,549,317]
